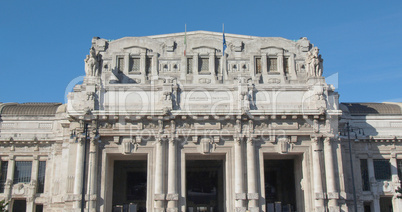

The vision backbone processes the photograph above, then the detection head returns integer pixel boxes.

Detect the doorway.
[264,159,297,212]
[113,160,147,212]
[186,160,224,212]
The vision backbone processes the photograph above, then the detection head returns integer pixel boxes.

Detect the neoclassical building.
[0,31,401,212]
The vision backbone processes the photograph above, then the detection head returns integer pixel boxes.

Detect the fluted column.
[167,138,178,211]
[154,138,165,211]
[246,138,258,211]
[235,137,246,210]
[87,140,98,211]
[324,137,339,209]
[73,140,84,209]
[312,138,325,211]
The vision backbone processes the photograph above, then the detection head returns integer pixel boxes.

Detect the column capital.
[323,137,331,144]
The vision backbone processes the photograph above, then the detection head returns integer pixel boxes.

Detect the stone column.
[246,138,258,211]
[151,53,159,80]
[73,140,84,209]
[87,140,98,211]
[27,157,39,212]
[390,156,400,212]
[209,52,215,76]
[367,158,380,211]
[167,138,178,211]
[222,53,228,81]
[324,137,339,210]
[235,138,246,210]
[5,156,15,210]
[193,53,199,76]
[312,138,325,211]
[154,138,165,212]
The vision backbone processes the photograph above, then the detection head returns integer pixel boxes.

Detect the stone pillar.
[222,53,228,81]
[235,138,246,211]
[4,156,15,210]
[366,158,380,211]
[154,138,165,212]
[87,140,98,211]
[209,52,215,75]
[151,53,159,79]
[246,138,258,212]
[73,140,84,209]
[193,53,199,76]
[312,138,325,211]
[167,138,178,211]
[390,156,400,212]
[27,157,39,212]
[324,137,339,210]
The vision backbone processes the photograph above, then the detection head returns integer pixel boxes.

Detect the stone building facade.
[0,31,401,212]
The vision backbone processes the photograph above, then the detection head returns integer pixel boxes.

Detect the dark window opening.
[14,161,32,184]
[264,159,296,212]
[186,160,224,212]
[0,161,8,193]
[215,57,220,76]
[361,159,370,191]
[379,196,393,212]
[37,161,46,193]
[374,159,391,181]
[35,204,44,212]
[113,160,147,212]
[145,57,151,76]
[284,57,289,74]
[12,199,26,212]
[364,202,372,212]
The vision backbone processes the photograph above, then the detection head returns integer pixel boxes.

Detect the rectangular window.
[215,57,220,75]
[397,159,402,181]
[360,159,370,191]
[0,161,8,193]
[145,57,152,76]
[14,161,32,184]
[12,199,26,212]
[187,58,193,74]
[284,57,289,74]
[255,57,262,74]
[373,159,391,181]
[268,58,278,72]
[117,57,124,73]
[199,58,209,73]
[129,58,140,72]
[37,161,46,193]
[35,204,43,212]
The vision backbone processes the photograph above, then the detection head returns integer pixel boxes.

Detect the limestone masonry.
[0,31,401,212]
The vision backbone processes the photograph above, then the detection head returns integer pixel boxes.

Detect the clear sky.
[1,0,401,104]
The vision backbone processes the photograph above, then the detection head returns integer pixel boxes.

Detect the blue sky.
[1,0,401,103]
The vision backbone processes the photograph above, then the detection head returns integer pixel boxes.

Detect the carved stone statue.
[85,47,100,76]
[305,47,323,77]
